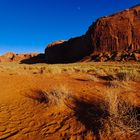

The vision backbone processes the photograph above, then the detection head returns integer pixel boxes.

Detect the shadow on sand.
[24,90,140,139]
[20,54,46,64]
[65,96,140,139]
[65,97,109,139]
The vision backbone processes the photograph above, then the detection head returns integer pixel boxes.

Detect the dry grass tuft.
[106,80,121,88]
[26,84,72,109]
[86,74,99,82]
[43,84,72,107]
[25,84,140,139]
[25,90,49,103]
[116,70,140,82]
[103,90,140,138]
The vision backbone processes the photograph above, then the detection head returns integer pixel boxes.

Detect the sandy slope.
[0,62,140,140]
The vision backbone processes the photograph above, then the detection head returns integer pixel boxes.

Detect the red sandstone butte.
[45,5,140,63]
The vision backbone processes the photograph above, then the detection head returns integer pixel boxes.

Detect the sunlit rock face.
[88,5,140,53]
[45,5,140,63]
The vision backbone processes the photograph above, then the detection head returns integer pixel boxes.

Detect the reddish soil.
[0,63,139,140]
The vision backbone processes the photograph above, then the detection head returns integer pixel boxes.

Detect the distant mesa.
[0,52,45,64]
[45,5,140,63]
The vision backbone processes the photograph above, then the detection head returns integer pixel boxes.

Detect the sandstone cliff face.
[45,5,140,63]
[88,5,140,53]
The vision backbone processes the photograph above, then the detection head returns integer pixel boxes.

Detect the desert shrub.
[106,80,121,88]
[26,84,72,108]
[25,90,49,103]
[103,90,140,138]
[86,74,99,82]
[116,70,140,81]
[44,84,71,106]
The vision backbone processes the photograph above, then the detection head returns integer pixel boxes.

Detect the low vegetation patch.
[103,90,140,139]
[25,84,140,139]
[25,85,72,109]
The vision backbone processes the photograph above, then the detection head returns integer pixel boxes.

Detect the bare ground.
[0,62,140,140]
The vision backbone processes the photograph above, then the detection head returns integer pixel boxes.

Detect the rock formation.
[0,52,41,63]
[45,5,140,63]
[88,5,140,53]
[45,37,93,63]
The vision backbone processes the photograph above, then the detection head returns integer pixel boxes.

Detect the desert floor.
[0,62,140,140]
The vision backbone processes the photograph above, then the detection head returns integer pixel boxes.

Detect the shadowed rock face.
[45,5,140,63]
[45,36,93,63]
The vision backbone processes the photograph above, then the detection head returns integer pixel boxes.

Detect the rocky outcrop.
[81,50,140,62]
[47,40,65,48]
[45,5,140,63]
[134,53,140,61]
[45,36,93,63]
[0,52,41,63]
[88,5,140,53]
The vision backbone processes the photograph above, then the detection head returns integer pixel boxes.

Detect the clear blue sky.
[0,0,139,54]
